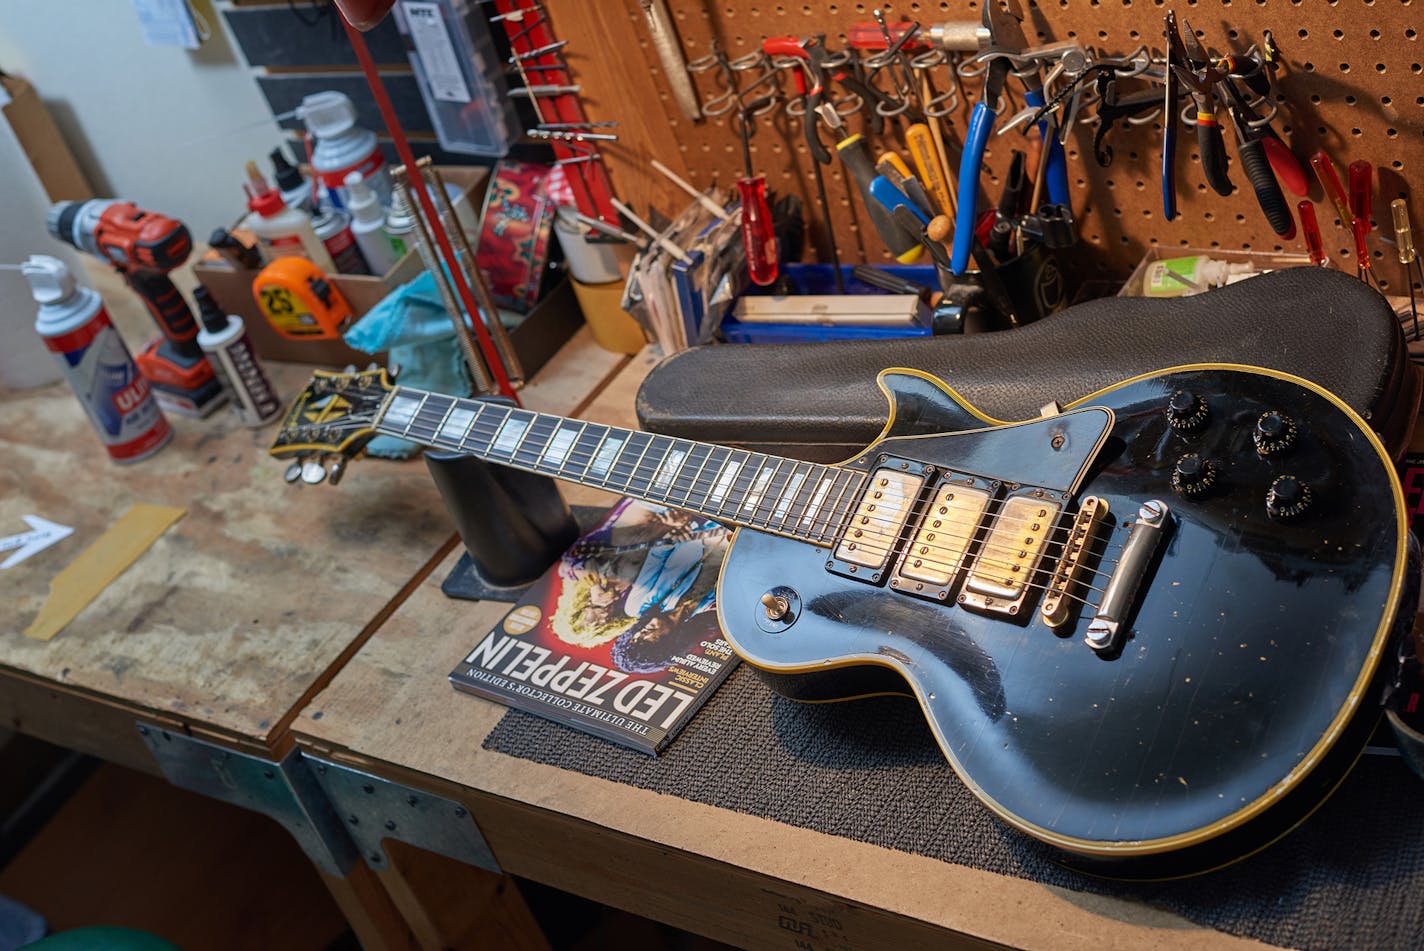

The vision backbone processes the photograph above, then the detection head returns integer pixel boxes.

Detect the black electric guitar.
[271,364,1412,879]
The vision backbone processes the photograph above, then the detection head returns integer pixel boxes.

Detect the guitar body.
[716,364,1410,879]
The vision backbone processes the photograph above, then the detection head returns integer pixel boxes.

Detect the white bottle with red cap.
[300,91,393,211]
[241,161,336,272]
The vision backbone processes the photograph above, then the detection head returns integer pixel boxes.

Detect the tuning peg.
[327,455,348,486]
[283,461,303,484]
[387,361,401,381]
[300,459,328,485]
[365,362,379,372]
[343,364,357,373]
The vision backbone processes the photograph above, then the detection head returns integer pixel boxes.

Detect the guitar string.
[358,404,1120,612]
[392,425,1124,609]
[396,412,1133,588]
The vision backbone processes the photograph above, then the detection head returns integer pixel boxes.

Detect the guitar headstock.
[268,367,395,485]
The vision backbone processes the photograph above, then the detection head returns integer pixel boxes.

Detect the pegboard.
[543,0,1424,294]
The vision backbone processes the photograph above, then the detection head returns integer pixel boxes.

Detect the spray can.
[23,255,170,463]
[193,285,283,427]
[384,187,417,260]
[344,170,399,275]
[311,206,370,276]
[299,91,392,209]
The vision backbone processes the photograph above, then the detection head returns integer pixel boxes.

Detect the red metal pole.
[340,13,520,404]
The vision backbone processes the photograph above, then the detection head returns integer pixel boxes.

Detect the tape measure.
[252,257,352,340]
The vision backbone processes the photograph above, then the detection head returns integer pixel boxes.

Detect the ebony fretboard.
[377,387,866,546]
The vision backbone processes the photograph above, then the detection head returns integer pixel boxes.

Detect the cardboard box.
[1,76,93,201]
[192,165,586,380]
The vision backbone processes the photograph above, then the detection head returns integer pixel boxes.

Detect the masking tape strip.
[24,503,187,642]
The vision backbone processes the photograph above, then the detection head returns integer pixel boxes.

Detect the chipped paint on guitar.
[715,365,1412,879]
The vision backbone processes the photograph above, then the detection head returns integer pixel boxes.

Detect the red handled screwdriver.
[1348,160,1377,286]
[734,105,778,286]
[1298,200,1326,266]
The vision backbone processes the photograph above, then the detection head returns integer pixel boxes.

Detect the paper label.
[403,1,473,104]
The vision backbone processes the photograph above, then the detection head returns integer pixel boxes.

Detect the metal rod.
[423,160,526,388]
[640,0,702,121]
[390,169,496,395]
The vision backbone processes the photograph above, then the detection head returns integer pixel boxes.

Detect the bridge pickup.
[1041,496,1108,627]
[960,493,1063,618]
[832,467,926,576]
[890,479,993,600]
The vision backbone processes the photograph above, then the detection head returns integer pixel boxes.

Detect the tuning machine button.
[300,459,328,485]
[1266,475,1312,518]
[1171,453,1217,497]
[1253,411,1297,456]
[327,455,348,486]
[1166,390,1209,432]
[283,461,303,484]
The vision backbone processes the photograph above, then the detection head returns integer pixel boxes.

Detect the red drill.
[47,199,226,417]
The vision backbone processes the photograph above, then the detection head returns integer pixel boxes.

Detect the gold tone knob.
[760,593,790,620]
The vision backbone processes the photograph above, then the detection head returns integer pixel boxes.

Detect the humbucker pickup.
[890,479,993,600]
[832,467,926,573]
[959,493,1064,618]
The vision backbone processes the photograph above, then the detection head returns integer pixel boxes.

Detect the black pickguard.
[715,367,1409,879]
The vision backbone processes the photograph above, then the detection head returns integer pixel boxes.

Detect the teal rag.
[343,270,474,458]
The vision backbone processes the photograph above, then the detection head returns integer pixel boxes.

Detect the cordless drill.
[47,199,226,417]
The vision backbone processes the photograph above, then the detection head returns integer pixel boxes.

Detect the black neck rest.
[636,267,1419,462]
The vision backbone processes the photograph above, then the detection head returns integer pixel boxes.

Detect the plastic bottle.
[23,254,170,462]
[270,147,313,213]
[242,161,337,272]
[299,91,392,210]
[384,187,417,261]
[1143,256,1259,298]
[311,206,370,275]
[193,285,283,427]
[345,170,400,276]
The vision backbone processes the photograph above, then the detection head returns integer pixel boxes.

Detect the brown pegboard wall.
[546,0,1424,293]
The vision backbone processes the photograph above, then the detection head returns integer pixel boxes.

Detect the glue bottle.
[193,285,283,427]
[270,147,314,213]
[345,170,400,275]
[242,161,336,272]
[24,254,170,462]
[300,91,392,210]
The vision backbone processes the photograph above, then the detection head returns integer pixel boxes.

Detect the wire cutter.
[950,0,1067,274]
[1168,16,1233,197]
[1219,79,1306,237]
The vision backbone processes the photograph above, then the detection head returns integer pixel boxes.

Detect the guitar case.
[636,267,1421,461]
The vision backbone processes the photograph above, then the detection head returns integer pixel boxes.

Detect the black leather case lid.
[637,268,1414,459]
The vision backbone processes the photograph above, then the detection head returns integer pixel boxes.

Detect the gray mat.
[484,665,1424,951]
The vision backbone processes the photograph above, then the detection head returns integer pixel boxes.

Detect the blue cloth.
[343,269,474,458]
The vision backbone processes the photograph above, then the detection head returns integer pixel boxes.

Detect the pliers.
[1168,15,1233,197]
[951,0,1068,274]
[1219,78,1307,237]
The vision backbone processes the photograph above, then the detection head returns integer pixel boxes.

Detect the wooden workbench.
[292,351,1269,951]
[0,259,625,947]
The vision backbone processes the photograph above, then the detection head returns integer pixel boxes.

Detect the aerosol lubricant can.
[22,254,170,463]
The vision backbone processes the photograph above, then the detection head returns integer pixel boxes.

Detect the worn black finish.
[717,367,1407,878]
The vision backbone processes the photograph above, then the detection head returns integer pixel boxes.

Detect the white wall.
[0,0,286,235]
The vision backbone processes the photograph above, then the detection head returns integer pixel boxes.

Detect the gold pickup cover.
[961,494,1063,617]
[894,482,993,591]
[834,468,925,570]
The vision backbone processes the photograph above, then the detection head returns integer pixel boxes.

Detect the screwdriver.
[1347,160,1376,286]
[817,105,922,263]
[1310,151,1353,226]
[733,106,778,287]
[1298,200,1326,267]
[1392,197,1420,339]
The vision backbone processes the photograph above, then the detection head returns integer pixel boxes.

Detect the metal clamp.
[306,756,499,874]
[138,724,357,876]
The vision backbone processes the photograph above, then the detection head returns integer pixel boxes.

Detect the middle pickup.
[890,475,994,601]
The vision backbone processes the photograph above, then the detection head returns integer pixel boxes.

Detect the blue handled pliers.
[951,0,1047,274]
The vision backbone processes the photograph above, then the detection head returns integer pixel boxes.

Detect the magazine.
[450,497,739,753]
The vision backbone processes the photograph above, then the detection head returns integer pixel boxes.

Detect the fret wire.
[752,457,790,528]
[645,438,678,502]
[505,409,539,461]
[743,455,778,525]
[677,443,713,507]
[402,393,431,437]
[782,462,818,531]
[583,426,615,485]
[729,450,762,519]
[458,400,487,448]
[530,415,561,471]
[661,439,693,504]
[823,469,865,541]
[515,413,555,467]
[620,433,657,493]
[810,467,853,543]
[559,421,592,477]
[431,399,458,443]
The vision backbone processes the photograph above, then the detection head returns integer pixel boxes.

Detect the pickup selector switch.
[1266,475,1312,518]
[1166,390,1209,432]
[1253,411,1297,456]
[1171,453,1217,497]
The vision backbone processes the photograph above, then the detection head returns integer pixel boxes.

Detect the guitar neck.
[377,386,866,547]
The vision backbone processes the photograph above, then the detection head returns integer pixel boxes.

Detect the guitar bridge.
[1041,496,1108,627]
[959,491,1063,618]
